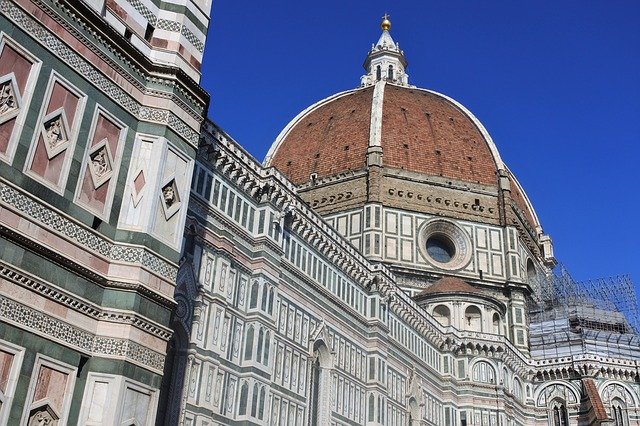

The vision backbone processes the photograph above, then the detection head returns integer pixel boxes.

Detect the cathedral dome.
[265,83,502,188]
[264,17,554,268]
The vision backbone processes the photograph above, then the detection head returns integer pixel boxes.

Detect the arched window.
[611,398,627,426]
[309,341,331,426]
[502,368,509,391]
[260,284,268,311]
[244,325,254,360]
[513,378,523,402]
[256,328,264,363]
[251,383,259,417]
[472,361,496,384]
[433,305,451,326]
[492,313,501,335]
[263,331,271,365]
[549,399,569,426]
[258,386,266,420]
[465,305,482,332]
[388,65,394,80]
[376,65,381,81]
[250,281,259,308]
[238,382,248,415]
[527,259,537,282]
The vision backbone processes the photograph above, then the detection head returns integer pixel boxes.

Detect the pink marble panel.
[47,82,78,122]
[0,118,16,153]
[0,350,14,393]
[33,365,67,412]
[0,44,32,94]
[30,136,65,184]
[78,114,122,213]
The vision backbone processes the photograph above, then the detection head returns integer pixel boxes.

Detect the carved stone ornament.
[0,75,22,124]
[88,138,114,189]
[28,403,60,426]
[160,177,181,220]
[41,109,71,160]
[0,75,20,117]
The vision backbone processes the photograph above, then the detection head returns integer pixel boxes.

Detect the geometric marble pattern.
[0,295,165,372]
[0,0,199,145]
[0,182,177,280]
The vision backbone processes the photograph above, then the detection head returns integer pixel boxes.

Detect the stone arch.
[470,359,496,384]
[432,304,451,327]
[534,381,580,408]
[599,380,640,407]
[309,339,332,426]
[464,305,482,332]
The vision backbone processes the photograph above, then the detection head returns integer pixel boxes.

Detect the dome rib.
[265,86,374,185]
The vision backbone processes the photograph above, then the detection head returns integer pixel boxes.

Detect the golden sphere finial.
[381,13,391,31]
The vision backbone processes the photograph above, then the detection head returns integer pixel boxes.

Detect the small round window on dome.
[426,234,456,263]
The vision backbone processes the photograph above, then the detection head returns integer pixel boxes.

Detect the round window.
[418,219,472,270]
[426,234,456,263]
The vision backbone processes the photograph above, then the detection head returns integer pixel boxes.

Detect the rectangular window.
[227,193,235,217]
[196,169,205,194]
[212,180,221,205]
[234,197,242,222]
[220,187,228,211]
[204,174,213,200]
[515,308,523,324]
[258,210,265,234]
[248,208,255,232]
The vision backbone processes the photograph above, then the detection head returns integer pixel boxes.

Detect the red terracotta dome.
[265,83,503,188]
[263,19,549,258]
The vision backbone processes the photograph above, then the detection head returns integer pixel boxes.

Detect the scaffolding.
[528,265,640,359]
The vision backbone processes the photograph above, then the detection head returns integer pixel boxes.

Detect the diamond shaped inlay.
[131,169,146,206]
[88,138,114,189]
[41,109,71,160]
[160,178,181,220]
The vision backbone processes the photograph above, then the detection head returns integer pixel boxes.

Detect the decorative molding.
[0,262,173,340]
[0,295,165,373]
[0,181,177,281]
[0,0,200,145]
[33,0,205,118]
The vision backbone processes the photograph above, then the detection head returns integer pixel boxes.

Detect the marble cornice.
[0,180,178,283]
[0,261,173,340]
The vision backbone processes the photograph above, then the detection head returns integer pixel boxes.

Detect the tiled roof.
[417,276,483,297]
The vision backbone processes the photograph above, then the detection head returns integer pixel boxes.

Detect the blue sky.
[200,2,640,292]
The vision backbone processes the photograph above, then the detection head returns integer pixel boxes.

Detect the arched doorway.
[309,340,332,425]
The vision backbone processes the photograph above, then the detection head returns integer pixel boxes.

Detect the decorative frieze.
[0,181,177,281]
[0,262,172,340]
[0,295,165,372]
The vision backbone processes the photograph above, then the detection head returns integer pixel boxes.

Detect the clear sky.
[200,1,640,293]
